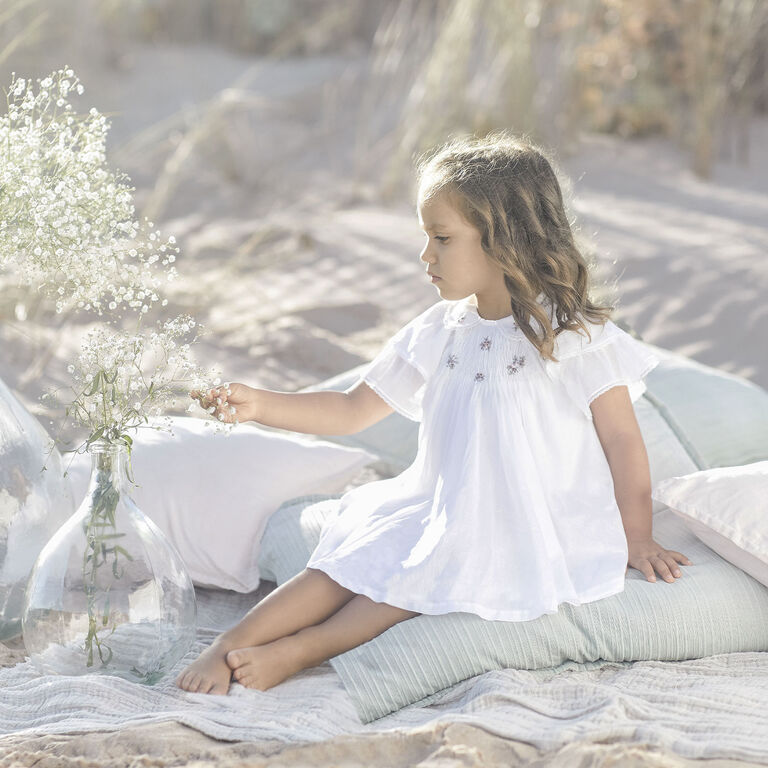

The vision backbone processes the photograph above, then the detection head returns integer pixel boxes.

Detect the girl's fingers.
[653,554,679,581]
[188,386,237,420]
[636,560,656,582]
[668,557,682,576]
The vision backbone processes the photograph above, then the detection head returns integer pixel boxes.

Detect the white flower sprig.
[42,314,233,472]
[0,67,177,315]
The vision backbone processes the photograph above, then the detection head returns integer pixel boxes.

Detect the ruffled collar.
[443,293,551,339]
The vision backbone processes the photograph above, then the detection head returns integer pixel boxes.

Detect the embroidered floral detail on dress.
[480,336,492,350]
[506,354,527,375]
[458,313,467,323]
[446,354,459,369]
[474,372,485,382]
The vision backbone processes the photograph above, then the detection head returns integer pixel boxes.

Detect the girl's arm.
[193,380,394,436]
[591,386,692,582]
[591,386,653,541]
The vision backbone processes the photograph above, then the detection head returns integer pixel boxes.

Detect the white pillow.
[63,416,377,592]
[652,461,768,588]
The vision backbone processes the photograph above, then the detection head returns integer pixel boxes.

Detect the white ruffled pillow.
[652,461,768,588]
[63,416,377,592]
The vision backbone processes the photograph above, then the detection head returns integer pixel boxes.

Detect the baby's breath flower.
[2,68,237,455]
[63,313,222,443]
[0,68,178,316]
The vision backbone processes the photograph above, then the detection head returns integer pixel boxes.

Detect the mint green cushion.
[258,494,768,723]
[641,343,768,469]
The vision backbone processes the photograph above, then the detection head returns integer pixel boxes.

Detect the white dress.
[305,293,661,622]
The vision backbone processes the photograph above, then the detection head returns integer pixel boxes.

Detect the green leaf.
[97,642,113,665]
[84,371,103,397]
[86,426,105,446]
[113,545,134,561]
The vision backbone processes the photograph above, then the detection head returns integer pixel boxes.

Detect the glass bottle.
[0,375,75,641]
[22,438,196,684]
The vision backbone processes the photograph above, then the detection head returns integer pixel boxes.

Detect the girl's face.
[417,191,511,317]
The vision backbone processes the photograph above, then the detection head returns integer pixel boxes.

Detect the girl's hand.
[627,537,693,583]
[189,382,256,424]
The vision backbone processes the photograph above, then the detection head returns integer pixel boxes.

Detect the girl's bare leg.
[225,593,421,691]
[176,567,356,694]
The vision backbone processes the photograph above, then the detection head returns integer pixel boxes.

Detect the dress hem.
[305,562,627,622]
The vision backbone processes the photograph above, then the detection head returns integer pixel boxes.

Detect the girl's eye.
[435,236,449,243]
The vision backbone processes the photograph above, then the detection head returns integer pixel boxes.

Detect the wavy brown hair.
[415,131,614,362]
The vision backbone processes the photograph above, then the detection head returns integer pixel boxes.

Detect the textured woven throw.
[2,577,768,763]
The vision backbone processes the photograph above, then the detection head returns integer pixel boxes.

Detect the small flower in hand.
[627,537,693,583]
[189,381,253,424]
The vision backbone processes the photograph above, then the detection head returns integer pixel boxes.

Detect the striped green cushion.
[258,495,768,722]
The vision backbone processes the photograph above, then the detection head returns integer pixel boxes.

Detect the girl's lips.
[429,275,441,282]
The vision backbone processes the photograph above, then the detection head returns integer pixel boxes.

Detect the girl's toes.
[210,683,229,695]
[233,666,247,681]
[225,650,242,669]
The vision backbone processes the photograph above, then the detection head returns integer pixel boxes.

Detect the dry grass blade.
[0,0,48,69]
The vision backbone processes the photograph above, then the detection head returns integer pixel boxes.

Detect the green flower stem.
[80,444,134,668]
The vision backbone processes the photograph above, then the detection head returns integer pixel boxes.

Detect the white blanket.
[1,582,768,764]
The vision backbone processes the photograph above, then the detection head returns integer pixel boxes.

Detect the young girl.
[176,132,692,696]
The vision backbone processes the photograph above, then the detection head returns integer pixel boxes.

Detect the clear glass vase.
[22,438,197,684]
[0,374,75,642]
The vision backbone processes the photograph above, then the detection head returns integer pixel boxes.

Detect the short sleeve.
[361,301,449,422]
[543,318,660,422]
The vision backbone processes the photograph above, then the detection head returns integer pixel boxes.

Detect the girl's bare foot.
[176,642,233,695]
[225,637,303,691]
